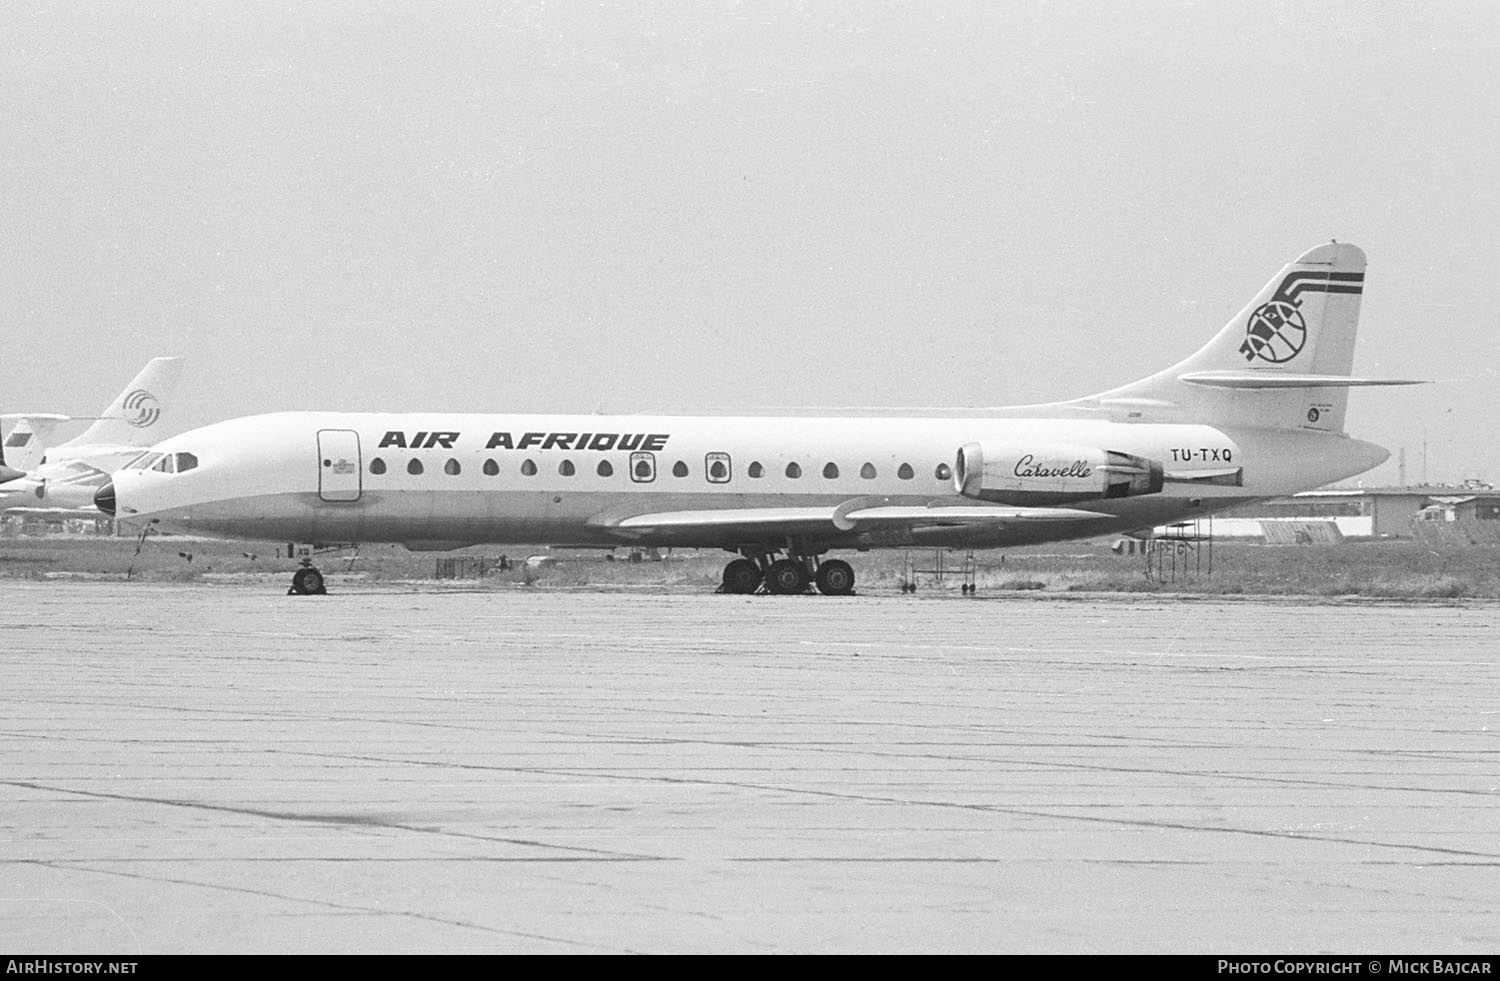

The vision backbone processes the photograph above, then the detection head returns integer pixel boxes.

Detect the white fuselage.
[106,411,1389,552]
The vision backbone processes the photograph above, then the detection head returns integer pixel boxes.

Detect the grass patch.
[6,534,1500,600]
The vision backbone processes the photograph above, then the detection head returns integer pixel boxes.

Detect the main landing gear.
[719,551,856,596]
[288,560,327,596]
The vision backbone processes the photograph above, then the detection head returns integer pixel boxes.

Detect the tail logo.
[1241,300,1306,364]
[1239,269,1365,364]
[122,389,162,428]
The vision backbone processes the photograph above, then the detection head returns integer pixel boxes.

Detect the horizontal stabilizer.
[1178,371,1425,389]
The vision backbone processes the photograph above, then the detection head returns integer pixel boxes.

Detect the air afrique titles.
[378,430,670,452]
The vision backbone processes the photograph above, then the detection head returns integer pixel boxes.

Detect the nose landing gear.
[288,561,327,596]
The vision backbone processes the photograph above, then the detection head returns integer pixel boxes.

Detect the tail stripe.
[1276,271,1365,305]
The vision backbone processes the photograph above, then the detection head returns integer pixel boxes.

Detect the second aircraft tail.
[70,357,185,448]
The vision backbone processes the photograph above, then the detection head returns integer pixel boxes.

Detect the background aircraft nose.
[94,481,116,515]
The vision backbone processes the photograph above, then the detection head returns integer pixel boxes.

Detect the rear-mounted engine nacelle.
[954,441,1164,505]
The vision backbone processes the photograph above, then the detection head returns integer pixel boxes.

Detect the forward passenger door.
[317,429,362,502]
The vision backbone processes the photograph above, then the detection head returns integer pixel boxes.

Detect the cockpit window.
[126,452,163,470]
[150,455,175,474]
[174,452,198,473]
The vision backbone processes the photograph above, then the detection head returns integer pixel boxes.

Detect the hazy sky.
[5,1,1498,486]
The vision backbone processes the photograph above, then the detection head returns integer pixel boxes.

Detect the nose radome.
[94,481,116,516]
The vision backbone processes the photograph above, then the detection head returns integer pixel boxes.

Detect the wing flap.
[595,500,1111,538]
[838,504,1110,527]
[606,507,842,530]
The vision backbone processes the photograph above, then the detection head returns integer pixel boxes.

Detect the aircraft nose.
[94,480,116,516]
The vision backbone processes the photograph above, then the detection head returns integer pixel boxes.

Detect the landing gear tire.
[722,558,763,594]
[814,559,855,596]
[290,567,327,596]
[765,558,809,595]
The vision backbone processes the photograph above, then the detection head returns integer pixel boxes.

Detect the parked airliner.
[2,358,185,514]
[98,244,1418,595]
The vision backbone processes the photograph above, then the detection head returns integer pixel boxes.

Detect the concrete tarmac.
[2,580,1498,953]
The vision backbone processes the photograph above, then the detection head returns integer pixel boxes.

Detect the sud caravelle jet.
[1,357,186,514]
[97,243,1419,596]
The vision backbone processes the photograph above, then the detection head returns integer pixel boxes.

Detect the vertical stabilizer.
[70,357,185,448]
[2,415,68,471]
[1087,243,1387,433]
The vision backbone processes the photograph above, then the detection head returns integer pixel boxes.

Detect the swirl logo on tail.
[122,389,162,428]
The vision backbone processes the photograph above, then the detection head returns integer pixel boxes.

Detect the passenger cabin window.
[370,458,387,475]
[898,463,915,480]
[597,460,614,477]
[631,452,656,482]
[935,463,952,481]
[860,462,876,479]
[483,459,499,476]
[672,460,689,478]
[785,462,802,479]
[822,462,839,479]
[560,459,575,476]
[748,461,764,478]
[706,452,730,483]
[521,459,538,476]
[445,459,461,476]
[408,459,424,475]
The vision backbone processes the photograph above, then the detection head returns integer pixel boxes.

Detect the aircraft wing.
[597,507,851,539]
[834,504,1111,527]
[593,500,1111,539]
